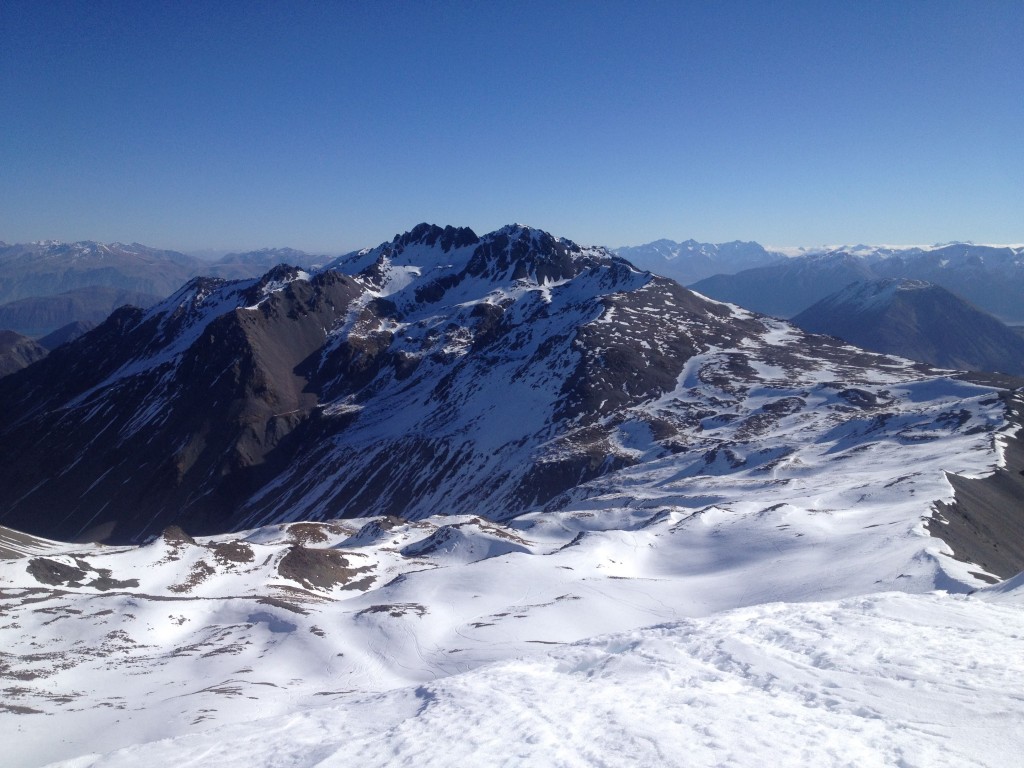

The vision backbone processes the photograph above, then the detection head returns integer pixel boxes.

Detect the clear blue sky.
[1,0,1021,252]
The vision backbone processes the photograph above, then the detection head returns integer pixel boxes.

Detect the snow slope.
[34,588,1024,768]
[0,377,1018,768]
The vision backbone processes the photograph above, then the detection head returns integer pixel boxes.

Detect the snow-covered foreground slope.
[0,375,1019,768]
[2,384,1020,766]
[38,588,1024,768]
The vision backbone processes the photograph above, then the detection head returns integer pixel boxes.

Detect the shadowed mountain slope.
[37,319,98,349]
[691,252,876,318]
[0,330,47,377]
[0,286,162,337]
[792,279,1024,376]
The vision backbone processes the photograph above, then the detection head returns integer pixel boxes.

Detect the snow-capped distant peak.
[822,278,931,311]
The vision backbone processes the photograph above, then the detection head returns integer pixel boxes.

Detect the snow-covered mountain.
[201,247,330,280]
[613,238,784,284]
[0,241,203,306]
[0,223,1007,545]
[792,278,1024,376]
[3,510,1024,767]
[692,242,1024,321]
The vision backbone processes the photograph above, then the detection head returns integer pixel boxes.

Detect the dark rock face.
[792,279,1024,376]
[0,330,47,377]
[25,556,139,590]
[394,223,479,252]
[928,393,1024,579]
[0,266,363,541]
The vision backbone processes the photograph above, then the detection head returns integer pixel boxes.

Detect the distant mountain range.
[0,241,202,305]
[4,235,1022,343]
[612,239,783,284]
[685,242,1024,322]
[195,247,327,279]
[792,279,1024,376]
[0,241,332,336]
[0,286,162,337]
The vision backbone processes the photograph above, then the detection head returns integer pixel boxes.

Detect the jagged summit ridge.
[334,223,627,289]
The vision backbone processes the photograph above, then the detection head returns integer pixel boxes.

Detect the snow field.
[48,588,1024,768]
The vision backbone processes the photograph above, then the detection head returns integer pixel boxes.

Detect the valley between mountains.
[1,224,1023,767]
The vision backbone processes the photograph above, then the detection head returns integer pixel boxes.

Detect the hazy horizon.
[5,229,1024,258]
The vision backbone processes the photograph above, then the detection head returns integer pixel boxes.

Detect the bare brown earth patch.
[357,603,427,618]
[169,560,216,593]
[211,541,255,565]
[287,523,330,545]
[161,525,196,545]
[26,557,138,591]
[26,558,86,587]
[277,546,373,591]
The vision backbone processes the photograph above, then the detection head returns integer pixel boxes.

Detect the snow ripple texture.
[48,589,1024,768]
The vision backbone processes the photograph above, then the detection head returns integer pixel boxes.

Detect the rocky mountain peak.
[392,223,479,253]
[464,224,610,284]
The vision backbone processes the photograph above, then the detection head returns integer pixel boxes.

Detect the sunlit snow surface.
[1,381,1019,764]
[46,589,1024,768]
[1,379,1022,768]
